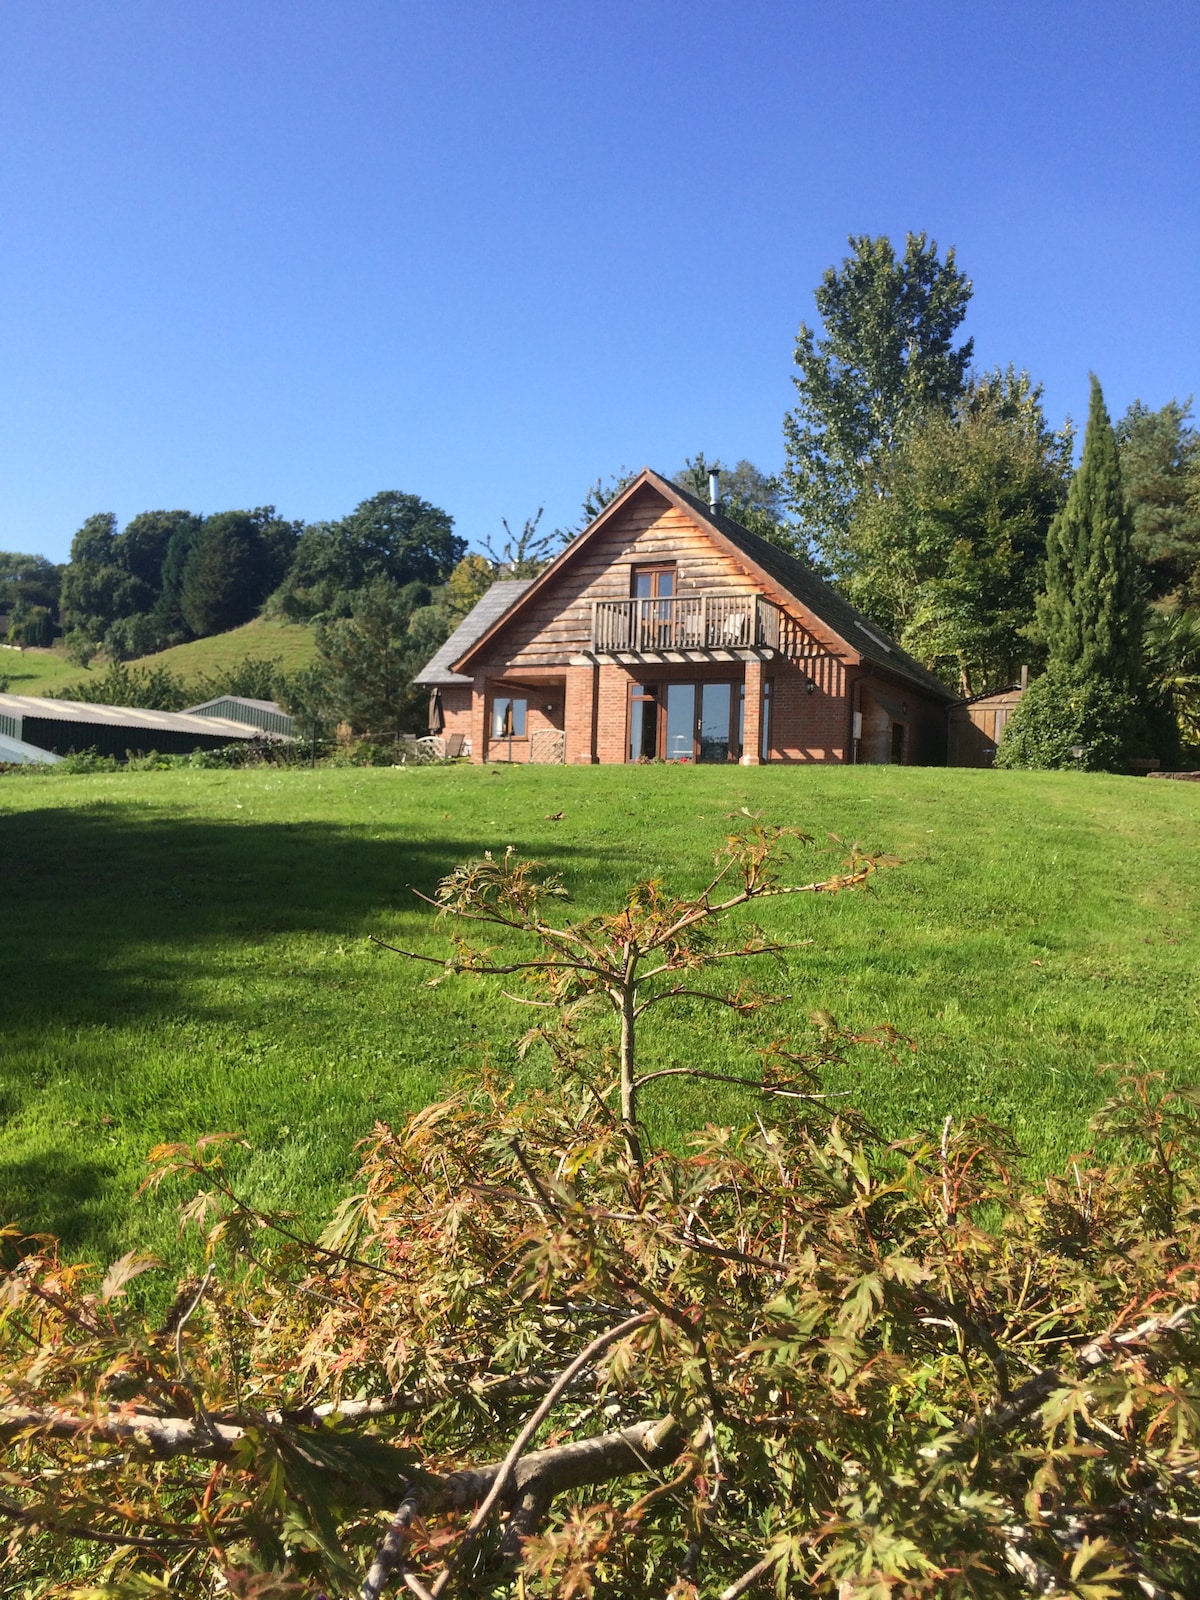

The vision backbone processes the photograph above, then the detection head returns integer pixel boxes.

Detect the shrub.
[995,665,1146,770]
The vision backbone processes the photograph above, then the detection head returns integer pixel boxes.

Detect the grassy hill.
[0,645,97,697]
[0,619,317,702]
[0,763,1196,1270]
[131,616,317,678]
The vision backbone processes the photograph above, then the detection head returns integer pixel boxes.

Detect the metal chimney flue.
[708,468,721,513]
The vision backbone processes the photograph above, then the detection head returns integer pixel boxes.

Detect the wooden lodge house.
[415,468,956,767]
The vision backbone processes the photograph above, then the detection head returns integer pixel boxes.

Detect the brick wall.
[770,656,850,762]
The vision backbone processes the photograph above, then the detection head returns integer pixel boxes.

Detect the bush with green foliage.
[994,667,1145,771]
[2,827,1198,1599]
[1143,606,1200,763]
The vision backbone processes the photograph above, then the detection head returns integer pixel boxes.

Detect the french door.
[628,681,741,763]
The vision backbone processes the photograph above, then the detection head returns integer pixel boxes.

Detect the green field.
[130,617,317,678]
[1,764,1197,1269]
[0,645,95,697]
[0,619,317,705]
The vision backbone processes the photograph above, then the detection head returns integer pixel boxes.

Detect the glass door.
[664,683,696,761]
[697,682,734,763]
[628,684,658,761]
[632,565,675,649]
[628,680,742,763]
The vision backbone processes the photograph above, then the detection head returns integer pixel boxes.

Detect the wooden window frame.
[490,694,528,740]
[626,678,743,764]
[629,563,676,598]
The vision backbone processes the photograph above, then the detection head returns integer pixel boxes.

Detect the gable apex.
[445,467,953,701]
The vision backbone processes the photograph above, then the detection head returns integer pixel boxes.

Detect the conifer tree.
[998,377,1150,769]
[1036,375,1143,685]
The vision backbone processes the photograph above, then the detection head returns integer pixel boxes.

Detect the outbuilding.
[0,694,275,760]
[184,696,295,738]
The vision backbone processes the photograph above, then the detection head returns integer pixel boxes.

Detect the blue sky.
[1,0,1196,563]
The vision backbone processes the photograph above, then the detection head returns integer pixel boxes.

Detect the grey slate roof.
[663,477,956,702]
[413,579,534,685]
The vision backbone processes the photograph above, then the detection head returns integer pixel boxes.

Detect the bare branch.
[632,1064,848,1097]
[426,1311,658,1596]
[719,1548,784,1598]
[634,985,790,1018]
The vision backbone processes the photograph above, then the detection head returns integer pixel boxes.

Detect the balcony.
[591,593,781,655]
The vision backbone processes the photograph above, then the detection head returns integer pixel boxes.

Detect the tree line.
[776,232,1199,767]
[5,230,1198,762]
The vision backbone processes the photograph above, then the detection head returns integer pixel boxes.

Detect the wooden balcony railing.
[591,593,781,654]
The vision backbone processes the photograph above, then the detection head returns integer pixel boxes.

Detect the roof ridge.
[658,474,955,700]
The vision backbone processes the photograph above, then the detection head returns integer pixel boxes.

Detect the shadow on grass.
[0,801,596,1030]
[0,1149,110,1258]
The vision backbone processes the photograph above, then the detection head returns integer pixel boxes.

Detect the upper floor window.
[631,564,675,600]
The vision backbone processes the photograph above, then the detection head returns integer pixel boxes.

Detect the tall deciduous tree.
[782,233,973,570]
[1116,397,1200,604]
[60,512,119,637]
[843,369,1072,692]
[0,551,63,643]
[275,491,463,619]
[179,509,298,638]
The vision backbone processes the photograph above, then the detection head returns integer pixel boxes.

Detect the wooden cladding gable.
[460,481,855,676]
[477,490,760,670]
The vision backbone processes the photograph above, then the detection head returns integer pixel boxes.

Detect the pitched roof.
[0,729,61,764]
[413,579,534,685]
[183,696,287,716]
[449,470,956,701]
[0,693,267,740]
[662,477,955,700]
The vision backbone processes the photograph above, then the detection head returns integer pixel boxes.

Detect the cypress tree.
[1036,375,1143,685]
[998,377,1151,769]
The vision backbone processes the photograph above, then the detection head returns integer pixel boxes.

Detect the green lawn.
[1,763,1197,1270]
[0,619,317,705]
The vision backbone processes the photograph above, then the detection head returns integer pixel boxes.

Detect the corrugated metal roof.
[184,696,286,716]
[184,696,295,736]
[0,729,61,764]
[0,693,264,740]
[413,579,534,685]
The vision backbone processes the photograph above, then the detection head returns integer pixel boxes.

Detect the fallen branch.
[359,1414,684,1600]
[0,1406,245,1458]
[961,1301,1198,1447]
